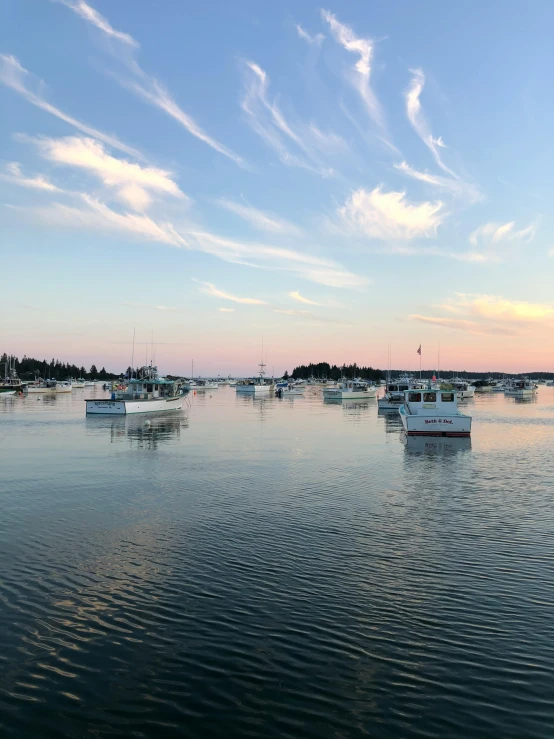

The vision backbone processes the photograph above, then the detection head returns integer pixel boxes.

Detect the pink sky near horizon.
[5,326,553,376]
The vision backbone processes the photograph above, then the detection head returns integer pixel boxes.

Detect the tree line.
[288,362,384,382]
[1,353,120,381]
[287,363,554,381]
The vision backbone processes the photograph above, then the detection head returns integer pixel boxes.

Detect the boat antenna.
[131,327,136,379]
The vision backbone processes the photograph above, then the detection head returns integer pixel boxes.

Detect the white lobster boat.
[323,379,377,401]
[378,376,425,411]
[25,379,71,394]
[449,378,476,400]
[399,387,472,437]
[85,365,185,415]
[193,379,219,391]
[236,361,273,395]
[504,378,537,397]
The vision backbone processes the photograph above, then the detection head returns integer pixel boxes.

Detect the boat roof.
[129,377,176,385]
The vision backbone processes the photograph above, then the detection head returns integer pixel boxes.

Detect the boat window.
[399,385,408,391]
[423,392,436,402]
[441,393,455,402]
[147,384,153,392]
[408,392,421,402]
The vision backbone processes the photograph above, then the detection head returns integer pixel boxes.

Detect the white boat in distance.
[448,378,476,400]
[236,361,273,395]
[378,375,425,411]
[0,358,23,395]
[193,379,219,390]
[275,384,305,398]
[323,379,377,401]
[85,365,185,415]
[25,379,72,394]
[71,378,86,388]
[504,378,537,397]
[399,387,472,437]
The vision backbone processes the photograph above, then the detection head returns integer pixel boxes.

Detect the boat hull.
[399,405,471,437]
[505,389,536,397]
[323,389,377,400]
[0,390,15,397]
[25,386,56,394]
[378,398,402,410]
[85,396,183,415]
[236,385,271,394]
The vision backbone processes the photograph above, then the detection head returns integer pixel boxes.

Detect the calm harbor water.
[1,385,554,738]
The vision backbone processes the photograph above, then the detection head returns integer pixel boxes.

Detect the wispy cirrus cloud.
[196,281,266,305]
[14,194,188,246]
[337,186,444,241]
[0,54,141,158]
[410,292,554,336]
[219,307,234,313]
[0,162,61,192]
[32,135,186,211]
[241,60,337,176]
[289,290,321,305]
[394,161,481,203]
[188,230,368,288]
[404,69,455,178]
[321,10,394,150]
[55,0,244,166]
[399,70,482,204]
[11,193,367,288]
[55,0,138,47]
[296,24,324,46]
[469,221,536,247]
[216,197,302,235]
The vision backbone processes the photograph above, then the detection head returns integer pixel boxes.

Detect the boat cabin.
[404,388,459,415]
[115,365,180,400]
[342,380,369,392]
[129,378,176,398]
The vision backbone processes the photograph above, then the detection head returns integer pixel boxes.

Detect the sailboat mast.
[131,328,136,379]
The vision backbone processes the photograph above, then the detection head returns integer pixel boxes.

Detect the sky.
[2,0,554,376]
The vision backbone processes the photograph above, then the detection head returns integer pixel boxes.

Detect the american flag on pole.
[417,345,421,355]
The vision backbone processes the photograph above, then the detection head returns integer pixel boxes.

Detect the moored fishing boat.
[504,377,537,397]
[378,375,425,411]
[193,379,219,391]
[85,365,186,415]
[275,383,305,398]
[236,361,273,395]
[399,387,472,437]
[25,378,70,394]
[323,379,377,401]
[473,380,493,393]
[449,377,476,400]
[0,357,23,395]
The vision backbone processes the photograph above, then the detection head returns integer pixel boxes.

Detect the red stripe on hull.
[406,431,470,437]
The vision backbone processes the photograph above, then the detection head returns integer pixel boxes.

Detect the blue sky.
[2,0,554,374]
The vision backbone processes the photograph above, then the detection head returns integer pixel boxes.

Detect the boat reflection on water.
[87,412,188,448]
[378,409,404,433]
[403,435,472,456]
[324,397,374,411]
